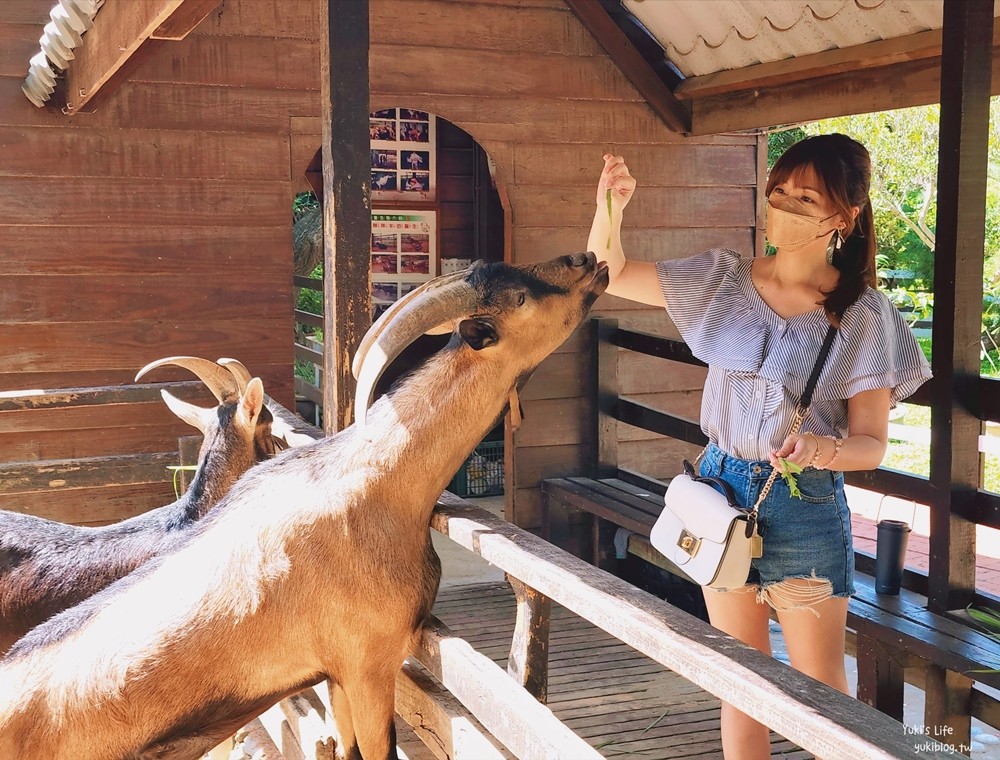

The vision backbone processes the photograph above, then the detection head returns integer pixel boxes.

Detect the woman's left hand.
[770,433,818,470]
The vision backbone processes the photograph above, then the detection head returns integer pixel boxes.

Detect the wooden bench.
[540,317,1000,750]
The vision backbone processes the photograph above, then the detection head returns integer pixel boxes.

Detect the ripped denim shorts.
[698,442,855,599]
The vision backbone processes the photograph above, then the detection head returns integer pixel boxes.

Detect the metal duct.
[22,0,105,108]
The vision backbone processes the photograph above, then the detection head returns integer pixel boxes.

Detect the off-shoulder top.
[655,248,933,461]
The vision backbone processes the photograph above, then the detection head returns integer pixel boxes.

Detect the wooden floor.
[395,581,813,760]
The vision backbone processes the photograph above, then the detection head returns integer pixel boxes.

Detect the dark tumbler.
[875,519,911,595]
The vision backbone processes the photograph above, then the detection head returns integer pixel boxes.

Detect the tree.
[799,101,1000,289]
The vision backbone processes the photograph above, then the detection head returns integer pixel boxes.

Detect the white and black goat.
[0,357,276,655]
[0,253,609,760]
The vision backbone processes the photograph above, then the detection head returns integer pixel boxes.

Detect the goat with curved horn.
[0,253,610,760]
[217,357,321,449]
[135,355,241,404]
[350,269,470,381]
[0,357,279,656]
[354,274,478,429]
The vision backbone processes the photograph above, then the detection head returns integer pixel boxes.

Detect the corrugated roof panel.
[622,0,984,78]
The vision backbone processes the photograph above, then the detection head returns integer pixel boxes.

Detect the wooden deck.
[396,581,812,759]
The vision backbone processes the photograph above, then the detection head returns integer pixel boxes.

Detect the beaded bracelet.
[816,435,844,470]
[806,433,824,468]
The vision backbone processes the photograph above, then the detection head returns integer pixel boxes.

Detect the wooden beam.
[689,48,1000,137]
[505,577,551,703]
[150,0,221,40]
[411,615,604,760]
[395,662,508,760]
[320,0,371,434]
[62,0,190,113]
[676,20,1000,100]
[564,0,690,133]
[928,0,993,613]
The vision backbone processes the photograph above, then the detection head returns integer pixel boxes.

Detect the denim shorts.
[698,443,855,597]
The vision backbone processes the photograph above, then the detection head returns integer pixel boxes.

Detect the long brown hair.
[766,133,876,320]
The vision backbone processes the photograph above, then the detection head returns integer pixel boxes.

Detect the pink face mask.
[765,201,839,250]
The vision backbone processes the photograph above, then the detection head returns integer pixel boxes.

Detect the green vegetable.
[606,188,613,249]
[779,458,803,498]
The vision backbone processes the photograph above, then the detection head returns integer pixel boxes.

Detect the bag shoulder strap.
[749,323,838,518]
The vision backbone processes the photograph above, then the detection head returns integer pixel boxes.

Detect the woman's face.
[768,164,841,223]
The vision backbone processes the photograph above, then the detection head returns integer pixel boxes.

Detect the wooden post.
[928,0,993,612]
[506,576,551,703]
[320,0,371,435]
[924,664,973,752]
[855,634,904,721]
[592,317,618,479]
[177,434,201,495]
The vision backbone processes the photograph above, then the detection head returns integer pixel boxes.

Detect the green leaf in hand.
[606,188,613,249]
[779,458,803,498]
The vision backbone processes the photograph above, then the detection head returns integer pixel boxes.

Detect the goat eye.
[516,292,525,307]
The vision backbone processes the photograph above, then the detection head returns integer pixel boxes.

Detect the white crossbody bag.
[650,325,837,591]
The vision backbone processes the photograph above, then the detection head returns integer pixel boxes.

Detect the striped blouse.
[655,248,932,462]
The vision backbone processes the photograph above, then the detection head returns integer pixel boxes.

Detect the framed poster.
[370,210,437,321]
[369,109,436,203]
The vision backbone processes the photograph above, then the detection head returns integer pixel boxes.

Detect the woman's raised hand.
[598,154,636,212]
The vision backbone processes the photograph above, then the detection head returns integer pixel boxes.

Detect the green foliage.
[293,191,319,222]
[778,458,803,498]
[297,262,324,316]
[766,126,806,170]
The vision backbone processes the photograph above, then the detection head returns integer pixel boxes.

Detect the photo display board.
[369,108,435,203]
[370,210,437,321]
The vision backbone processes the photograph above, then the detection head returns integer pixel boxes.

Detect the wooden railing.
[601,318,1000,605]
[241,405,947,759]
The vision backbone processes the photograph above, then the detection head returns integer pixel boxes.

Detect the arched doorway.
[291,111,507,496]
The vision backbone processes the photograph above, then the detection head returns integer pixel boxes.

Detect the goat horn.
[134,356,239,403]
[351,270,470,381]
[354,275,478,428]
[217,358,253,393]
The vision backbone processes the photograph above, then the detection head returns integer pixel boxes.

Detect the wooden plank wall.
[0,0,303,520]
[0,0,757,529]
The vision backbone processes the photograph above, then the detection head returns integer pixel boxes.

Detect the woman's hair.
[766,133,876,320]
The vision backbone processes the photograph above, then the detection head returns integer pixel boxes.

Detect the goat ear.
[160,390,211,434]
[240,378,265,426]
[458,317,499,351]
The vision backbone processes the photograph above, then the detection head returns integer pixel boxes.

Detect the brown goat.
[0,357,275,656]
[0,253,609,760]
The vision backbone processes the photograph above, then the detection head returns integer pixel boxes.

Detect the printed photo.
[373,303,392,322]
[400,234,430,254]
[400,109,429,121]
[400,283,420,297]
[400,255,430,275]
[371,108,396,119]
[401,172,430,192]
[399,121,429,142]
[369,120,397,141]
[371,233,397,252]
[372,282,399,302]
[370,149,398,170]
[371,171,397,192]
[402,150,429,171]
[371,254,398,274]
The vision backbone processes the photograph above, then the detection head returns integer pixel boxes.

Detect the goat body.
[0,367,273,656]
[0,254,608,760]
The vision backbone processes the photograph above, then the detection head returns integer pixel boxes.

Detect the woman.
[588,134,931,759]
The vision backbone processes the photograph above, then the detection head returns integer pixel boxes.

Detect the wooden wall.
[0,0,304,521]
[0,0,758,529]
